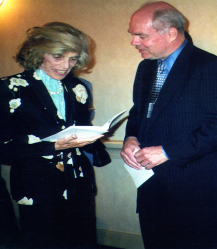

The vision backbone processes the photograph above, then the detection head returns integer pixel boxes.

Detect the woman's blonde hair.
[15,22,90,71]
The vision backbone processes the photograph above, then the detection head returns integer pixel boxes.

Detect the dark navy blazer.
[0,70,97,205]
[125,41,217,247]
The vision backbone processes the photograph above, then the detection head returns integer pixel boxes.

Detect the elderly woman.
[0,22,110,248]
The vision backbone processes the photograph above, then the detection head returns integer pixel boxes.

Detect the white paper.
[42,110,126,142]
[124,163,154,188]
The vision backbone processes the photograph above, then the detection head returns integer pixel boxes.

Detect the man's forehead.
[131,7,153,21]
[128,17,154,35]
[130,13,152,26]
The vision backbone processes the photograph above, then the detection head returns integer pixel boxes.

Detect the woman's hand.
[54,134,104,150]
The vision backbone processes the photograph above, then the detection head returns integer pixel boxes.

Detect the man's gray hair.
[140,2,186,34]
[152,9,186,34]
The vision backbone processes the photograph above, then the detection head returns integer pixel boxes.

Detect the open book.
[42,110,126,142]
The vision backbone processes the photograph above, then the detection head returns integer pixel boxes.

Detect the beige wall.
[1,1,217,248]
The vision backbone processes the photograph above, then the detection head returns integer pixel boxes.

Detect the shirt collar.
[159,39,188,74]
[36,69,60,92]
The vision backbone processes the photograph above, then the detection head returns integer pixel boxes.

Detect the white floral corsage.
[18,196,33,205]
[9,77,29,89]
[72,84,88,104]
[9,98,21,113]
[33,71,41,80]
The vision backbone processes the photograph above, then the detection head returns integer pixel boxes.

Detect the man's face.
[128,14,170,60]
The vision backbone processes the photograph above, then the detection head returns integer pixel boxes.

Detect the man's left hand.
[134,146,168,169]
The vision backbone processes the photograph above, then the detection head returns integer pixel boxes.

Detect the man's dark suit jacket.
[125,41,217,248]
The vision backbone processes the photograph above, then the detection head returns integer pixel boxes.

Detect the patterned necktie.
[147,61,166,118]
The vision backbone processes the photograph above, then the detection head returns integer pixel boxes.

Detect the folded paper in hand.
[124,163,154,188]
[124,148,154,188]
[42,110,126,142]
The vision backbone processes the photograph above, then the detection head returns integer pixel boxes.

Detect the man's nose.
[131,36,140,46]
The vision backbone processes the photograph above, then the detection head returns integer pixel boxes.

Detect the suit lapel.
[62,81,75,126]
[24,70,63,124]
[145,43,194,133]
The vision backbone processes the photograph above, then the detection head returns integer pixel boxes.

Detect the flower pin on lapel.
[72,84,88,104]
[9,98,21,113]
[9,77,29,89]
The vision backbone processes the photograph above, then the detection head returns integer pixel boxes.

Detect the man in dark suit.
[121,1,217,249]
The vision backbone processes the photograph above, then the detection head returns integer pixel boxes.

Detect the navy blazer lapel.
[62,81,75,126]
[62,73,91,127]
[24,70,61,122]
[145,42,194,132]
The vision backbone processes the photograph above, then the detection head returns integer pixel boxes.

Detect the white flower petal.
[67,158,73,165]
[18,196,33,205]
[28,198,33,205]
[42,155,54,159]
[28,135,41,144]
[63,190,67,200]
[76,148,81,156]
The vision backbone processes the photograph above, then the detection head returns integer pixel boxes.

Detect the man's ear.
[167,27,178,42]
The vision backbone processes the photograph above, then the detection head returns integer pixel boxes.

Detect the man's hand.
[55,134,103,150]
[120,137,142,170]
[134,146,168,169]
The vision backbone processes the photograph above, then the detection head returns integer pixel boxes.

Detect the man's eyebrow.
[127,30,146,36]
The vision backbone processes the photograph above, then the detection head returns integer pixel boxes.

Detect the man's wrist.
[162,146,170,159]
[124,136,139,144]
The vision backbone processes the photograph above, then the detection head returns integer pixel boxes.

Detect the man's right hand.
[120,136,142,170]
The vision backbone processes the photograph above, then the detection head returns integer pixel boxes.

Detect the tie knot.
[158,61,165,74]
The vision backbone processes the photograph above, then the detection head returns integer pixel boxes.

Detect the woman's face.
[40,52,79,80]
